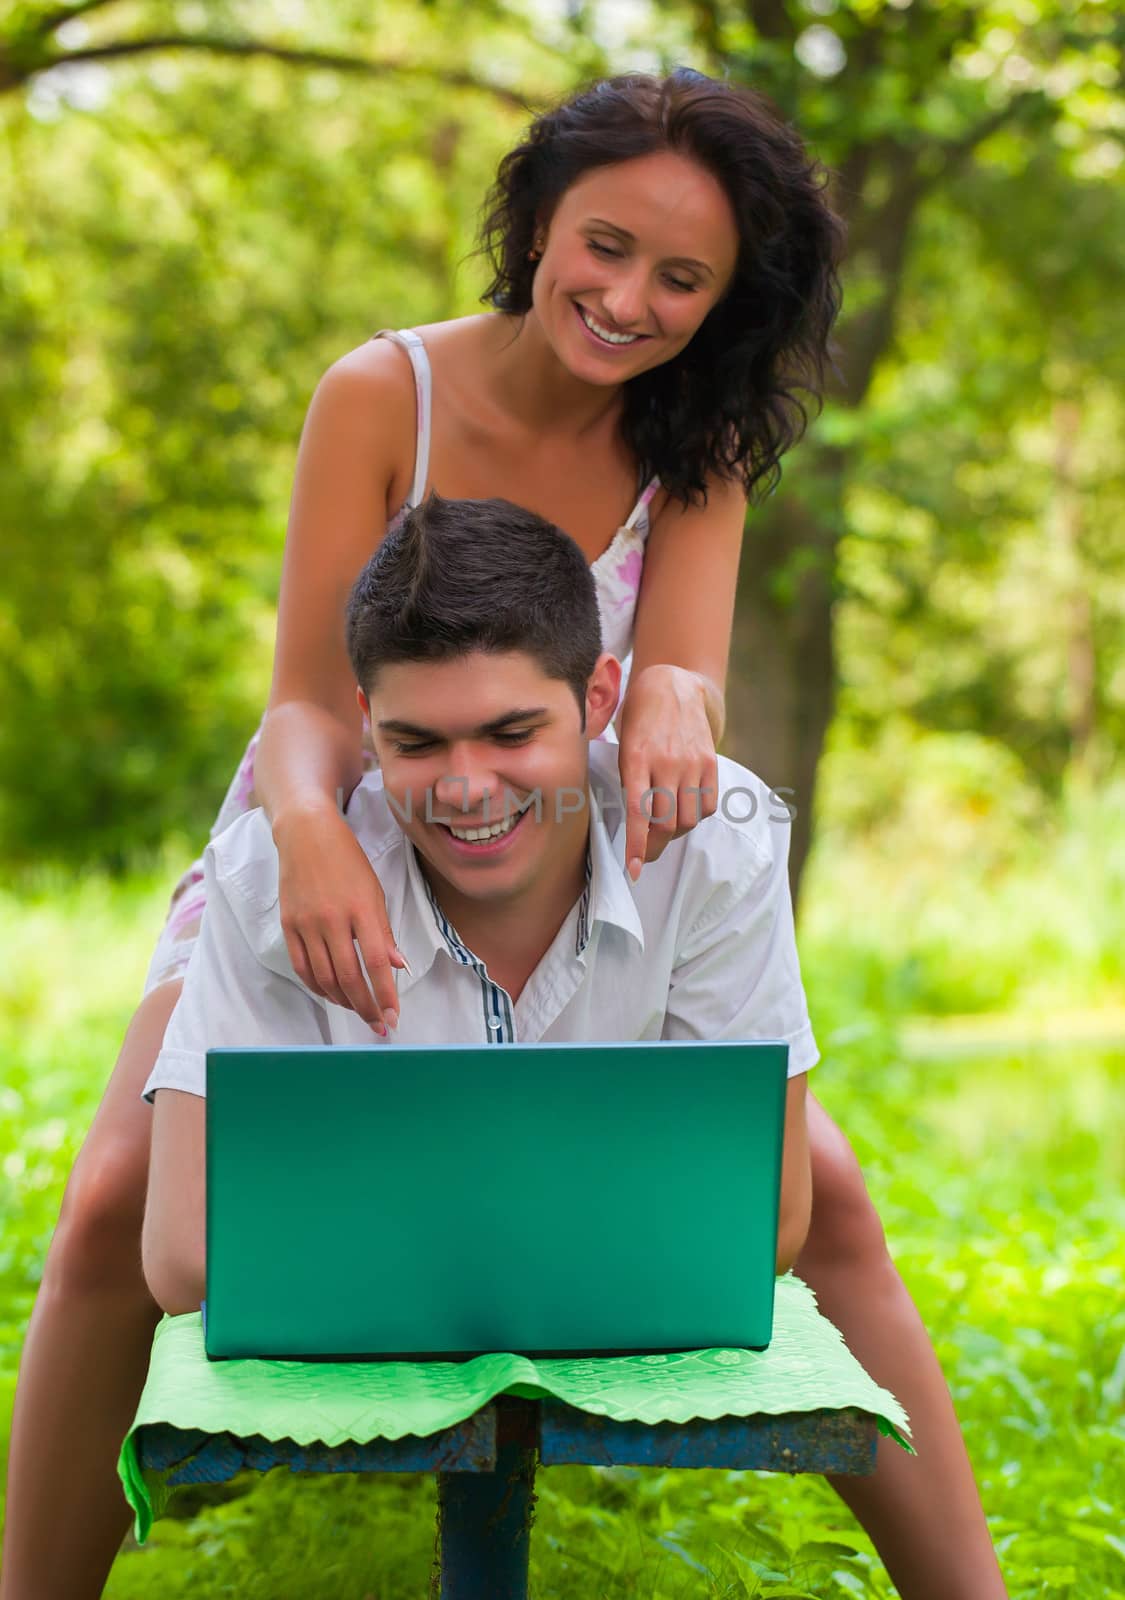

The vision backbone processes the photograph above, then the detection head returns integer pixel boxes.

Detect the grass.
[1,801,1123,1597]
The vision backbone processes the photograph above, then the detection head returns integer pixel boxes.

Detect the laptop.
[203,1039,789,1361]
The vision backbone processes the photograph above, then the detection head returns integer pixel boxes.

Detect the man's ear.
[357,685,371,722]
[583,654,622,741]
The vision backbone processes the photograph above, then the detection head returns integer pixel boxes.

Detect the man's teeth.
[447,809,524,842]
[580,307,641,345]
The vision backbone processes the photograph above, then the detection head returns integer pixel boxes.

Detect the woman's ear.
[583,654,623,740]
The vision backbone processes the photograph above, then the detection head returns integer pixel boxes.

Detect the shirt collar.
[419,862,485,972]
[391,776,644,995]
[582,780,646,955]
[387,840,453,998]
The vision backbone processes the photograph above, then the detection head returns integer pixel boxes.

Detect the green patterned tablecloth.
[119,1273,911,1542]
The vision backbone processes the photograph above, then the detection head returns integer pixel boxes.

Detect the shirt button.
[488,1017,502,1030]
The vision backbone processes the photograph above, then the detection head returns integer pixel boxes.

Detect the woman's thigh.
[49,981,183,1293]
[801,1092,888,1269]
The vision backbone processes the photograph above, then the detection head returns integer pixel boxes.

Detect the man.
[141,494,816,1315]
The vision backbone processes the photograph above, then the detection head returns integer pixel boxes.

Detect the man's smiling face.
[361,648,621,909]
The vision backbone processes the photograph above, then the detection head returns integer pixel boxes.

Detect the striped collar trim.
[419,870,515,1043]
[419,871,479,970]
[575,846,593,956]
[420,846,594,962]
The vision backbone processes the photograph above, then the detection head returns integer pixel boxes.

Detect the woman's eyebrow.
[587,218,714,278]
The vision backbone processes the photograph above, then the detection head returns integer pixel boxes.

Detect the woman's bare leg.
[797,1095,1007,1600]
[0,981,182,1600]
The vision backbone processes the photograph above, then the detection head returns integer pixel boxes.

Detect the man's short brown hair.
[346,493,604,718]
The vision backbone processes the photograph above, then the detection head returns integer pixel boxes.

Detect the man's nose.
[433,753,493,811]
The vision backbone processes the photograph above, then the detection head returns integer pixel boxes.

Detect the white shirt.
[142,743,818,1102]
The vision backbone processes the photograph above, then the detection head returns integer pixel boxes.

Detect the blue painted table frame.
[136,1397,877,1597]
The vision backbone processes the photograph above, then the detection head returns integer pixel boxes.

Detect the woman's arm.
[252,340,417,1027]
[616,471,747,876]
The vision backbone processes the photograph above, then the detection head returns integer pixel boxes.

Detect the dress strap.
[371,328,432,509]
[623,475,662,534]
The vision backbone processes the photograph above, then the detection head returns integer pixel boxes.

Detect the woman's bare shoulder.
[409,311,498,350]
[313,316,493,428]
[305,336,426,507]
[314,334,418,417]
[648,468,747,535]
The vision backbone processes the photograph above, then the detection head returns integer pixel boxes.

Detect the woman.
[0,69,1005,1600]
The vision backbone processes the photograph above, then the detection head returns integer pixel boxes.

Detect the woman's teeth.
[579,307,641,345]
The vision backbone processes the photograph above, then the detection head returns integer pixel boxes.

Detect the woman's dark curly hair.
[478,69,847,508]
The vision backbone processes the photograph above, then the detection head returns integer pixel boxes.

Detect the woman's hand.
[615,664,723,882]
[273,800,408,1034]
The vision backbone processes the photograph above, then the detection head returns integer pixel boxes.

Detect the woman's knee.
[43,983,181,1300]
[48,1139,151,1297]
[801,1098,889,1269]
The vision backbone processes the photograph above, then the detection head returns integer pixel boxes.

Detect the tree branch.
[835,152,925,404]
[31,0,122,37]
[839,90,1047,404]
[918,93,1042,196]
[1,33,537,109]
[746,0,795,45]
[689,0,726,70]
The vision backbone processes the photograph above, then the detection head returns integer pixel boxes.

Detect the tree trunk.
[724,449,847,910]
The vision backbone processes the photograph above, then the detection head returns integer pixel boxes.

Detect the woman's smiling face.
[529,149,740,384]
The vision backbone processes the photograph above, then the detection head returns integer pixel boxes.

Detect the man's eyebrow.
[376,720,440,738]
[478,707,550,733]
[376,708,550,739]
[587,218,715,278]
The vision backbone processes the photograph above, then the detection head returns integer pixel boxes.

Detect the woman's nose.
[601,270,648,330]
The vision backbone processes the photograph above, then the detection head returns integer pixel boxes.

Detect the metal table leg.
[435,1398,539,1600]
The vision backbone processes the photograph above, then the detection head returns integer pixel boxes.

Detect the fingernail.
[374,1020,387,1038]
[396,950,413,976]
[384,1009,399,1031]
[629,858,642,881]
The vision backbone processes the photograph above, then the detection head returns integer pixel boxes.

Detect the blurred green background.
[1,1,1122,1595]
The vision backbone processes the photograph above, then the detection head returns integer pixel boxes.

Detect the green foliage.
[1,8,1122,1593]
[0,4,549,868]
[1,823,1122,1597]
[804,725,1125,1014]
[1,0,1123,872]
